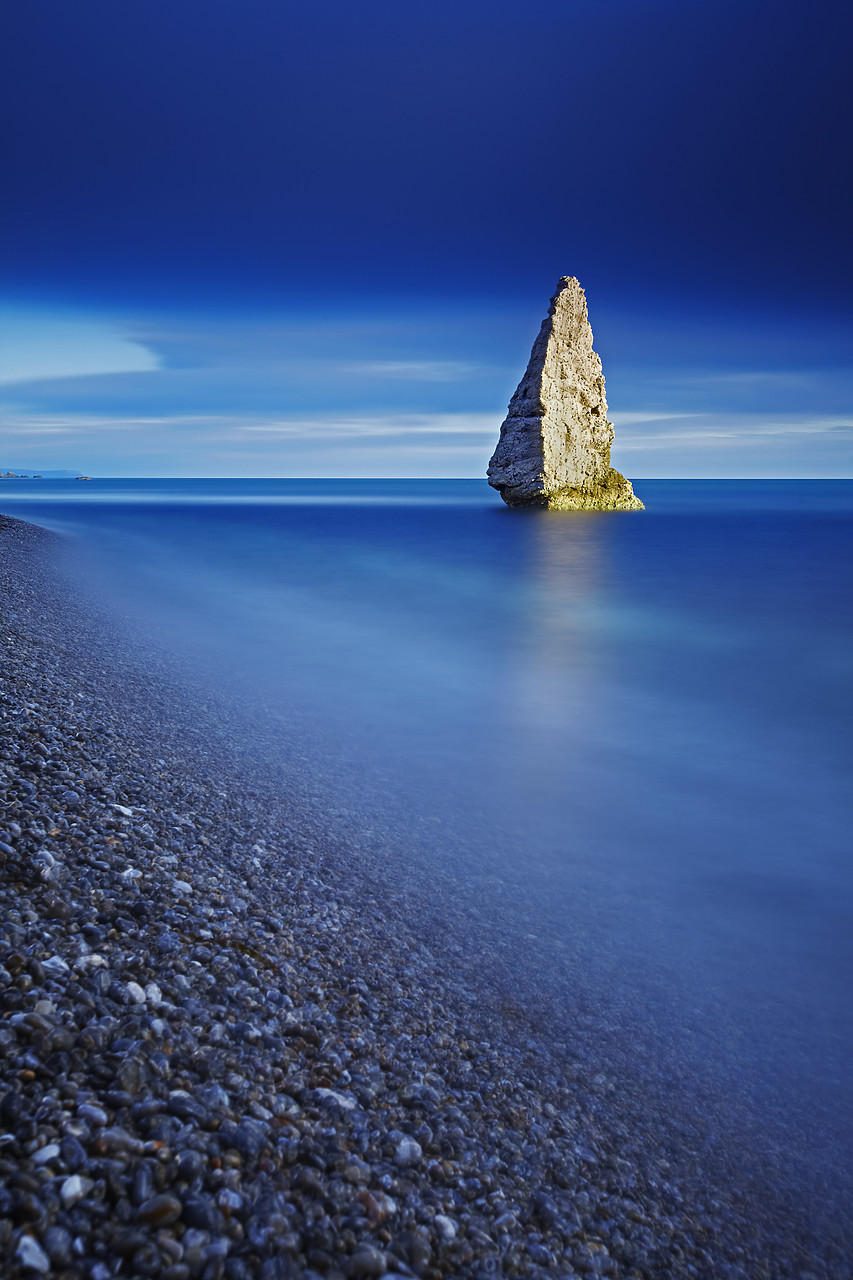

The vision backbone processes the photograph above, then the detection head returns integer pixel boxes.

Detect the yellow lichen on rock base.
[546,469,644,511]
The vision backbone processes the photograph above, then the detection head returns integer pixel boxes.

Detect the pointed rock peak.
[487,276,643,510]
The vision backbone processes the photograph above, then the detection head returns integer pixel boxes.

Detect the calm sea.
[3,478,852,1224]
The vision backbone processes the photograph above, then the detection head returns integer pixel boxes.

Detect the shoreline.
[1,513,848,1279]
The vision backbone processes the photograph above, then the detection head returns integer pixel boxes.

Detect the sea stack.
[488,276,643,510]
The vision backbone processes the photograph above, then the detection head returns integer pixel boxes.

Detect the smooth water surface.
[3,478,852,1210]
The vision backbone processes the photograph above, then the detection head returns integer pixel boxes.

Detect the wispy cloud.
[607,409,853,478]
[660,370,818,389]
[613,412,853,449]
[0,310,159,386]
[0,409,499,443]
[0,412,194,435]
[240,413,497,438]
[611,412,701,425]
[337,360,483,381]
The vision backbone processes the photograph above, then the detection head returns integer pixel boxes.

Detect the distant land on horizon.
[1,469,89,479]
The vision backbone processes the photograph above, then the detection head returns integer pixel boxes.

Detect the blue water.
[3,478,852,1216]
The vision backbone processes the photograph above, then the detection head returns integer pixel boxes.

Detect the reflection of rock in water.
[488,277,643,510]
[506,513,610,738]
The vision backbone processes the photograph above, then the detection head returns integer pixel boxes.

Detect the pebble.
[349,1244,387,1276]
[137,1194,183,1226]
[43,1225,73,1267]
[15,1235,50,1272]
[61,1175,94,1209]
[31,1144,61,1165]
[393,1137,422,1168]
[434,1215,457,1242]
[78,1103,108,1127]
[60,1135,87,1170]
[314,1087,357,1110]
[217,1188,243,1213]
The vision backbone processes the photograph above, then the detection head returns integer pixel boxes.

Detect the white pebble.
[32,1143,61,1165]
[315,1088,357,1110]
[16,1234,50,1272]
[144,982,163,1005]
[125,981,147,1004]
[394,1136,422,1167]
[434,1214,458,1242]
[61,1175,94,1208]
[174,879,193,894]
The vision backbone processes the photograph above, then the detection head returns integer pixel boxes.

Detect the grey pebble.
[77,1103,108,1127]
[349,1244,388,1276]
[60,1134,88,1170]
[393,1136,422,1168]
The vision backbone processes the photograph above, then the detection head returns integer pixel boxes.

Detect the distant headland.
[1,470,91,480]
[488,276,643,511]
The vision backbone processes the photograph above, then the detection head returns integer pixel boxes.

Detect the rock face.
[488,277,643,510]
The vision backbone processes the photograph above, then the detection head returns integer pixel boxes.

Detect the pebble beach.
[1,512,848,1280]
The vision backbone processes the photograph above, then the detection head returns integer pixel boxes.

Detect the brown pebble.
[137,1193,182,1226]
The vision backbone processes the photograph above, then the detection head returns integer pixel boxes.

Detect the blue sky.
[1,0,851,477]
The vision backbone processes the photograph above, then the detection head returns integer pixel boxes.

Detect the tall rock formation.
[488,277,643,510]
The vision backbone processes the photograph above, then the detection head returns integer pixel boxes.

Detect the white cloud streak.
[614,413,853,449]
[610,412,702,425]
[336,360,483,381]
[240,413,498,438]
[0,410,500,440]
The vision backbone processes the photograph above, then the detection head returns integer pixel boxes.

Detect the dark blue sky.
[1,0,851,475]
